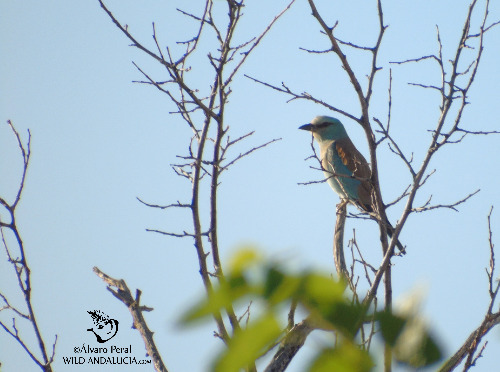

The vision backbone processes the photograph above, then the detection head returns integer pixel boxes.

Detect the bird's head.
[299,116,348,143]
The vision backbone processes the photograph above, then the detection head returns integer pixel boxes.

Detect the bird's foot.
[336,199,349,212]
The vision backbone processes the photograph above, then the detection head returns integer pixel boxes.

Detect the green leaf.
[321,301,366,338]
[214,313,282,372]
[263,266,286,299]
[263,266,302,305]
[377,311,442,368]
[393,317,442,368]
[301,272,346,305]
[309,342,374,372]
[376,311,407,346]
[297,273,363,336]
[229,247,261,275]
[180,274,251,324]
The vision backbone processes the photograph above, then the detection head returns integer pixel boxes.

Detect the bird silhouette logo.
[87,310,119,343]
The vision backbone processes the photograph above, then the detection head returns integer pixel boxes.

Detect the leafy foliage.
[181,248,442,371]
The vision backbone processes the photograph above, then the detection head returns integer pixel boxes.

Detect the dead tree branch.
[93,267,167,372]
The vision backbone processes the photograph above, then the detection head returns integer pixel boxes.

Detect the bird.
[299,115,405,254]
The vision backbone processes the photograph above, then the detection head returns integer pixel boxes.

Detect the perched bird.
[299,115,405,254]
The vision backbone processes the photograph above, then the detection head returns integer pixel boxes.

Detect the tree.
[1,1,499,371]
[1,122,56,371]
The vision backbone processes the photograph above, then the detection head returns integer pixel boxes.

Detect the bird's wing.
[334,137,373,210]
[334,137,370,179]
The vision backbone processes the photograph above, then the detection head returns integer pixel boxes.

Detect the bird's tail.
[356,200,406,254]
[386,222,406,255]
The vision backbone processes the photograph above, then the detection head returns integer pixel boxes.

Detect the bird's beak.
[299,123,313,131]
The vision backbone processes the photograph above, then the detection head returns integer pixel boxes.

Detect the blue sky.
[1,1,500,371]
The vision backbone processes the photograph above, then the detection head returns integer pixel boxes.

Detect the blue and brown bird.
[299,115,405,254]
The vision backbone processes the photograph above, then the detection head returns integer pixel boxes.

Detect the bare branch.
[297,178,328,186]
[306,0,367,116]
[287,301,297,331]
[411,189,480,213]
[93,267,167,372]
[264,320,314,372]
[385,184,411,209]
[408,82,444,91]
[333,201,349,280]
[0,319,44,370]
[298,46,331,54]
[486,207,499,311]
[439,304,500,372]
[468,341,488,369]
[374,117,416,178]
[456,127,500,136]
[0,293,29,320]
[244,75,360,123]
[98,0,220,122]
[439,204,499,372]
[137,197,191,210]
[335,36,374,51]
[224,0,297,87]
[145,228,203,238]
[350,231,377,284]
[220,137,281,172]
[390,54,441,65]
[1,121,55,371]
[483,19,500,33]
[4,121,31,209]
[174,1,211,64]
[221,131,255,154]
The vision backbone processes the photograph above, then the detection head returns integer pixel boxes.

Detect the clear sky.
[1,1,499,371]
